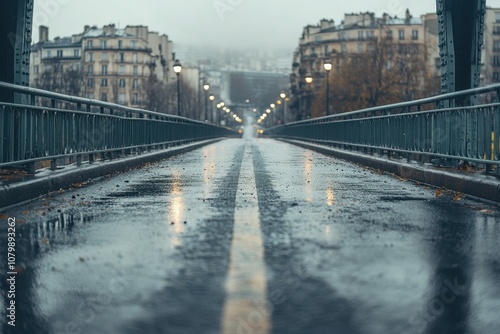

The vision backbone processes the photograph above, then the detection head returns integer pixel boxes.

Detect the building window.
[87,78,94,88]
[101,78,108,87]
[102,65,107,75]
[386,30,393,39]
[88,65,94,75]
[357,43,363,54]
[118,40,123,49]
[131,40,138,48]
[57,50,63,57]
[142,67,146,76]
[47,50,52,58]
[119,79,126,87]
[100,40,107,49]
[102,52,107,61]
[87,93,94,99]
[132,79,138,89]
[133,53,138,64]
[341,43,347,53]
[101,93,107,101]
[324,45,329,56]
[386,60,392,70]
[133,93,139,104]
[133,66,138,76]
[87,52,93,62]
[119,52,125,63]
[495,41,500,51]
[118,65,125,75]
[74,49,80,57]
[315,35,322,42]
[339,32,346,40]
[366,30,375,39]
[87,40,93,48]
[358,31,364,40]
[118,93,126,104]
[496,12,500,23]
[494,72,500,82]
[398,29,405,40]
[494,55,500,66]
[34,65,39,74]
[412,30,419,40]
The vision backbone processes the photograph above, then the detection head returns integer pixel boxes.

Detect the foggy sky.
[34,0,500,51]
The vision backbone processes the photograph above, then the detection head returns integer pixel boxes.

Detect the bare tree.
[35,63,85,107]
[310,37,440,116]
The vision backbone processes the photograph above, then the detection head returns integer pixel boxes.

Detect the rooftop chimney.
[39,25,49,43]
[103,24,116,36]
[405,9,412,23]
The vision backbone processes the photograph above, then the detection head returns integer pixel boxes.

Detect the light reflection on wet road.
[1,138,500,334]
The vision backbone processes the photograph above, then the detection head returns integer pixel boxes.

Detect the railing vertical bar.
[0,106,5,163]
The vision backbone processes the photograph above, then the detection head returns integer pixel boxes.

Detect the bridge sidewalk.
[281,139,500,203]
[0,139,222,210]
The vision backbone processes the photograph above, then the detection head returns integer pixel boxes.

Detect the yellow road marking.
[221,143,270,334]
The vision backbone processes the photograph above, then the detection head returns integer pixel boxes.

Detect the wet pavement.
[1,137,500,334]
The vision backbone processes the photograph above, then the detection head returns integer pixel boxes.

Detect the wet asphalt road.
[1,137,500,334]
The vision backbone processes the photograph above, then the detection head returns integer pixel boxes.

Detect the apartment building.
[290,10,440,117]
[30,24,175,108]
[484,7,500,85]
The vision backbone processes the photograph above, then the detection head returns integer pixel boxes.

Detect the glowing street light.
[324,60,333,116]
[305,73,314,119]
[173,59,182,116]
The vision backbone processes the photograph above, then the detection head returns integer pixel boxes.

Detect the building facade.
[290,10,440,119]
[30,24,175,108]
[483,7,500,85]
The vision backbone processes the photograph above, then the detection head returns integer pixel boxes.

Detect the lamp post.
[305,74,314,119]
[323,60,332,116]
[209,94,215,123]
[173,59,182,116]
[280,91,287,124]
[203,83,210,122]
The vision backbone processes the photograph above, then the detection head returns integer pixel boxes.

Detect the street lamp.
[305,74,314,85]
[280,91,287,124]
[324,60,333,116]
[173,59,182,116]
[305,74,314,119]
[209,94,215,123]
[203,83,210,122]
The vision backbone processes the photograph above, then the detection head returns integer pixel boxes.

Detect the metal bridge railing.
[0,82,238,171]
[269,84,500,173]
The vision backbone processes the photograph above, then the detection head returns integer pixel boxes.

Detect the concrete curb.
[280,139,500,203]
[0,139,223,210]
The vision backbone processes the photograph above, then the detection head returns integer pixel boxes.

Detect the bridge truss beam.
[0,0,34,103]
[437,0,486,105]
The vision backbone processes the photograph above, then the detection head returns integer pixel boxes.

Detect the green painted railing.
[269,84,500,172]
[0,82,238,171]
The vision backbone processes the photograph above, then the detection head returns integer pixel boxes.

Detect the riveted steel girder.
[437,0,486,105]
[0,0,34,103]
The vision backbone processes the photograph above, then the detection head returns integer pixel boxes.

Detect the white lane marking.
[221,143,270,334]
